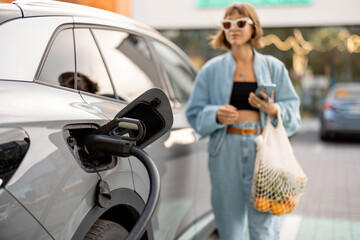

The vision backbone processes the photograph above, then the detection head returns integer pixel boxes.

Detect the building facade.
[131,0,360,116]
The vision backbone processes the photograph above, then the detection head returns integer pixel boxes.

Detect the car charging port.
[63,125,117,172]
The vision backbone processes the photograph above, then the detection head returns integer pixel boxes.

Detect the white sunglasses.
[220,18,253,31]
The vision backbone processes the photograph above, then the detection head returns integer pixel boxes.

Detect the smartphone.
[255,83,276,98]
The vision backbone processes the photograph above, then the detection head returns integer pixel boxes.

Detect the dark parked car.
[0,1,214,239]
[320,82,360,140]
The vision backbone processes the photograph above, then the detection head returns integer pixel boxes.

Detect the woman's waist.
[234,110,260,124]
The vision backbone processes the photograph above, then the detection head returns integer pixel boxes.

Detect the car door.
[85,26,200,239]
[150,40,213,237]
[32,25,134,239]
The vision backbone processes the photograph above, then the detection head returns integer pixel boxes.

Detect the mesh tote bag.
[251,110,307,216]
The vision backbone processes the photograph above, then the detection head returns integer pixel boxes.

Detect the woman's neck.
[231,44,253,64]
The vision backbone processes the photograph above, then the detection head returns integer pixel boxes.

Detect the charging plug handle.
[84,134,134,158]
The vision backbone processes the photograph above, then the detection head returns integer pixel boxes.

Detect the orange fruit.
[254,196,270,212]
[269,201,287,216]
[284,198,298,213]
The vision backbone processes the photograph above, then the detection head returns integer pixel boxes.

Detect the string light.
[262,29,360,75]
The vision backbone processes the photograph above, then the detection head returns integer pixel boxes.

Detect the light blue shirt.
[186,50,301,156]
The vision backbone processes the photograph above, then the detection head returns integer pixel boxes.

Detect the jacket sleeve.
[186,67,225,137]
[270,57,301,136]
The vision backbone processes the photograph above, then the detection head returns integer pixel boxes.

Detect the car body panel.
[18,0,158,37]
[0,81,105,123]
[0,17,73,81]
[0,3,22,24]
[0,188,51,240]
[1,81,134,239]
[79,93,126,120]
[73,16,161,40]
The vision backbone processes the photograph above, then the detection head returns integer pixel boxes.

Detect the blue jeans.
[208,121,280,240]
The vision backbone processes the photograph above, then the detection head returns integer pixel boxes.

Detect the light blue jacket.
[186,50,301,156]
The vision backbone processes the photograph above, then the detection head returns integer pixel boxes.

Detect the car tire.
[320,122,331,141]
[320,131,329,141]
[84,219,128,240]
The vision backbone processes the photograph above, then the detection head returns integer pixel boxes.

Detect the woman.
[186,2,301,240]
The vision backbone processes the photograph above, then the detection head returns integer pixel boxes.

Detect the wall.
[57,0,131,17]
[131,0,360,29]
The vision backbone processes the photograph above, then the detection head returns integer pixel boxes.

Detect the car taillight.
[323,101,335,110]
[0,128,30,188]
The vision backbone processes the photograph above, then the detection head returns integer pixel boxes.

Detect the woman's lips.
[229,33,241,39]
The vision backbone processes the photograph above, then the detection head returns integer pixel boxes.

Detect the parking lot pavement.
[210,215,360,240]
[280,214,360,240]
[280,117,360,240]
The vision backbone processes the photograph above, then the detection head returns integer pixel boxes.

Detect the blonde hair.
[210,2,264,50]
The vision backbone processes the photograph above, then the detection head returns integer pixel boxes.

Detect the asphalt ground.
[282,117,360,240]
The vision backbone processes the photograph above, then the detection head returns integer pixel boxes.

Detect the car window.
[152,41,196,105]
[92,29,157,102]
[74,28,115,97]
[335,86,360,101]
[38,29,75,87]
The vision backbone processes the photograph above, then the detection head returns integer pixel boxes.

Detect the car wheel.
[84,219,128,240]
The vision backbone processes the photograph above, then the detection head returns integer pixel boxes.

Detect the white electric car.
[0,1,214,239]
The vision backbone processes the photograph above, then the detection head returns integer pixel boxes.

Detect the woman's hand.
[216,104,239,125]
[248,90,278,117]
